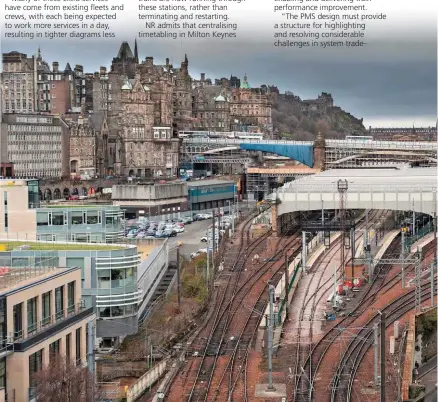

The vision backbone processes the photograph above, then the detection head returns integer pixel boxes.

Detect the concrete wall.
[112,183,188,201]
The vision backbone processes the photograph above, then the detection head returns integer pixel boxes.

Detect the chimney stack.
[145,56,154,66]
[99,66,107,75]
[201,73,205,81]
[52,62,59,73]
[165,58,169,66]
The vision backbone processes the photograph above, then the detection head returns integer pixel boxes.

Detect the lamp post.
[337,179,348,280]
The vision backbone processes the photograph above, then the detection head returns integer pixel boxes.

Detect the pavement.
[419,355,437,402]
[167,219,214,257]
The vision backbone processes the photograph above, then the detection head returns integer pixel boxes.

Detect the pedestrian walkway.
[374,229,400,260]
[410,232,437,252]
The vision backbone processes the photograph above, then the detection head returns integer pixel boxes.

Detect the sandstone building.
[1,49,90,115]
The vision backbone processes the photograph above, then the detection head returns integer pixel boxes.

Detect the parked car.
[165,229,178,237]
[155,231,169,238]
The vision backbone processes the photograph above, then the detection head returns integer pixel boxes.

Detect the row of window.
[29,327,83,389]
[37,211,119,226]
[13,282,76,341]
[7,124,61,133]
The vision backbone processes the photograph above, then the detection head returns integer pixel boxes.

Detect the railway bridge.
[182,137,437,169]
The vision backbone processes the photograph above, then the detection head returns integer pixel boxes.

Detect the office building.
[0,265,95,401]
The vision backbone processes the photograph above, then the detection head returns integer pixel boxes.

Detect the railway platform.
[409,232,437,252]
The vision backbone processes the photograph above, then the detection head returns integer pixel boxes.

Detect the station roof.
[281,167,437,193]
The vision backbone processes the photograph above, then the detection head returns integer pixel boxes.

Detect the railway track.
[186,218,273,401]
[293,228,436,402]
[331,279,437,402]
[292,210,388,400]
[215,234,303,402]
[185,211,323,401]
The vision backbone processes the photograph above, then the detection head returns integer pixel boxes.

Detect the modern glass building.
[187,179,236,211]
[0,241,141,345]
[36,205,125,243]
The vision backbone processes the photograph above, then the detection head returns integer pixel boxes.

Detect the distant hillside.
[271,92,367,140]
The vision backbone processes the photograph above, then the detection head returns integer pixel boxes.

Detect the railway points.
[160,168,436,402]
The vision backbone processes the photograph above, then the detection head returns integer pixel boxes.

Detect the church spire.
[134,39,138,63]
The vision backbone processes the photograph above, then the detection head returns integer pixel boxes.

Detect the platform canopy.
[275,167,438,216]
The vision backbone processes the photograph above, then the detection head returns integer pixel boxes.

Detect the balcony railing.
[11,301,86,342]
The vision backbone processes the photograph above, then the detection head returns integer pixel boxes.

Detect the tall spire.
[134,39,138,63]
[184,53,188,64]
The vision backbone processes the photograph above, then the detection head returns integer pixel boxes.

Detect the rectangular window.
[0,357,5,389]
[66,333,71,361]
[36,212,49,226]
[29,349,43,388]
[42,291,51,326]
[76,327,81,365]
[49,339,60,357]
[71,211,83,225]
[52,212,64,225]
[13,303,23,340]
[27,297,38,335]
[0,299,6,349]
[86,211,99,225]
[55,286,64,320]
[67,281,75,313]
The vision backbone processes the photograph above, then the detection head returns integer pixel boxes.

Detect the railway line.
[292,210,388,400]
[292,227,436,402]
[167,208,314,401]
[194,233,304,402]
[331,279,437,402]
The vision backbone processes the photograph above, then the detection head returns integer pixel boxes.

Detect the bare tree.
[33,355,99,402]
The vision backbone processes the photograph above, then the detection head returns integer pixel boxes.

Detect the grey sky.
[1,35,437,127]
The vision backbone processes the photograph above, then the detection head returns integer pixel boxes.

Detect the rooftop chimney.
[165,58,169,66]
[145,56,154,66]
[52,61,59,73]
[74,64,83,73]
[201,73,205,81]
[99,66,107,75]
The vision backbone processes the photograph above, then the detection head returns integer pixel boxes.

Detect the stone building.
[229,74,272,130]
[1,51,37,114]
[3,113,70,178]
[92,42,184,177]
[192,84,230,131]
[172,54,194,132]
[63,112,109,178]
[1,49,89,115]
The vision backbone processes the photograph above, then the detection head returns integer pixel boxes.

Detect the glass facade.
[27,297,38,335]
[27,180,40,209]
[42,291,51,326]
[0,245,142,339]
[67,281,75,313]
[29,349,43,388]
[0,298,6,348]
[36,206,124,243]
[55,286,64,320]
[75,327,81,365]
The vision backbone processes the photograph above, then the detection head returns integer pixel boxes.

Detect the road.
[419,355,437,402]
[167,219,213,257]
